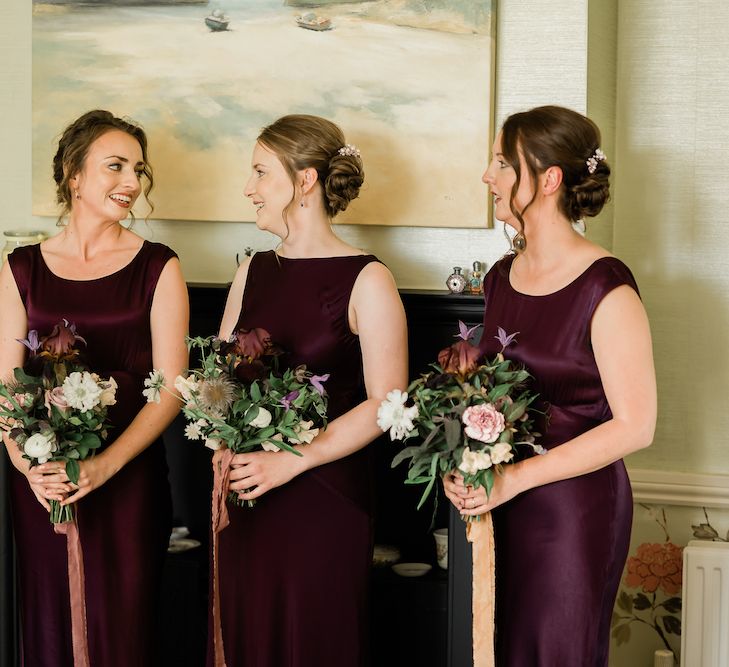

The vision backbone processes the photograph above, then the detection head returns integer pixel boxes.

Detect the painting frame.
[32,0,496,229]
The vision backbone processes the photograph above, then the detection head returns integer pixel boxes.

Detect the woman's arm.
[227,262,409,500]
[449,284,657,515]
[218,256,252,340]
[0,261,71,508]
[42,257,190,505]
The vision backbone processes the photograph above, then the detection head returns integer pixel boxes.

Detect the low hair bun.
[567,162,611,220]
[324,153,364,216]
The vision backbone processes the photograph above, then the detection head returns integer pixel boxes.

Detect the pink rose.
[462,403,505,443]
[44,387,69,417]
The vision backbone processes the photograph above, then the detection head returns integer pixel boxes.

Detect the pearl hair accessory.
[586,148,606,174]
[337,144,361,158]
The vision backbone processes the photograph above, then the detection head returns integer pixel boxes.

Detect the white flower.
[249,407,272,429]
[24,432,57,463]
[289,420,319,445]
[63,371,103,411]
[184,421,203,440]
[143,369,165,404]
[174,374,199,402]
[261,432,284,452]
[459,446,493,475]
[98,376,118,407]
[489,442,514,465]
[205,438,222,451]
[377,389,418,441]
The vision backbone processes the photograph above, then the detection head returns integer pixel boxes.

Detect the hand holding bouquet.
[0,320,116,524]
[377,322,545,512]
[145,327,329,507]
[377,322,545,667]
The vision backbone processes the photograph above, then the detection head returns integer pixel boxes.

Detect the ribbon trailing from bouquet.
[466,512,496,667]
[54,517,90,667]
[211,448,234,667]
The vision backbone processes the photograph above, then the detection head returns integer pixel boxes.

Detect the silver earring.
[503,222,526,253]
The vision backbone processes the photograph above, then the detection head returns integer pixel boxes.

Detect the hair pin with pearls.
[586,148,606,174]
[338,144,361,158]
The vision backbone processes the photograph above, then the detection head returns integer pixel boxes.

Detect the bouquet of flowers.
[145,327,329,507]
[0,319,117,524]
[377,322,545,510]
[377,321,545,667]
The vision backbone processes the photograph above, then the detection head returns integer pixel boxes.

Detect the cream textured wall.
[3,1,727,476]
[614,0,729,475]
[0,0,589,288]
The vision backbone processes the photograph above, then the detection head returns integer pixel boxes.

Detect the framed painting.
[32,0,496,228]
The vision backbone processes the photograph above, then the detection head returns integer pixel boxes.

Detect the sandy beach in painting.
[33,1,493,226]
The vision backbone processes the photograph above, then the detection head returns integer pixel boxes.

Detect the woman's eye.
[256,170,265,177]
[108,163,121,171]
[498,160,508,169]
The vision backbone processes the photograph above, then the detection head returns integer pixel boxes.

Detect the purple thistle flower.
[495,326,519,351]
[17,330,41,354]
[309,373,330,396]
[456,321,481,341]
[280,390,300,411]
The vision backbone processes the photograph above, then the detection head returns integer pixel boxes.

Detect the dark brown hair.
[500,105,610,233]
[257,114,364,223]
[53,109,154,224]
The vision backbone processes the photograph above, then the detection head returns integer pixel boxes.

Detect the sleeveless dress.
[479,255,638,667]
[8,240,175,667]
[210,250,379,667]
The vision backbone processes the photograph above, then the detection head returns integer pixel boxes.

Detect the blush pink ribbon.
[466,512,496,667]
[54,517,90,667]
[211,448,234,667]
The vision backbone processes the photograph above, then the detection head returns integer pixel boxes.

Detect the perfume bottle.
[468,261,484,294]
[446,267,467,294]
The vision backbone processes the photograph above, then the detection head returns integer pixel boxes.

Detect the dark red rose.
[438,340,481,377]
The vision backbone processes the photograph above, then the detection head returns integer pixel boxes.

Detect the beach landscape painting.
[32,0,496,227]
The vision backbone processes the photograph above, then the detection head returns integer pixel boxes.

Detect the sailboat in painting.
[284,0,365,6]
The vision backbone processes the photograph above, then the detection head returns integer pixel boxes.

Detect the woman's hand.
[442,467,524,516]
[33,455,117,506]
[226,449,308,502]
[24,463,73,511]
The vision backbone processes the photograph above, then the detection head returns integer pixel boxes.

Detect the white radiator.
[681,540,729,666]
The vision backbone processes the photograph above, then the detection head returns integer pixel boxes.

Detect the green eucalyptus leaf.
[66,458,80,484]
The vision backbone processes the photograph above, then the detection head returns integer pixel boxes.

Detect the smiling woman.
[0,109,189,666]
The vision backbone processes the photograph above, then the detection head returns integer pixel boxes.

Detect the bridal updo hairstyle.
[500,105,610,227]
[257,114,364,219]
[53,109,154,224]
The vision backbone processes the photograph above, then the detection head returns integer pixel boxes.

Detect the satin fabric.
[8,241,174,666]
[479,255,638,667]
[208,251,379,667]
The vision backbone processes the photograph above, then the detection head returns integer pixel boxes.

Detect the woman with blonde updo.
[209,115,408,666]
[442,106,657,666]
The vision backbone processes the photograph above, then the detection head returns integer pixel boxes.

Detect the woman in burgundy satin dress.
[0,110,189,666]
[208,115,408,667]
[443,106,657,666]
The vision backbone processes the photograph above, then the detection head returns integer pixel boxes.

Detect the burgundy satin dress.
[8,241,175,667]
[209,250,379,667]
[479,255,637,667]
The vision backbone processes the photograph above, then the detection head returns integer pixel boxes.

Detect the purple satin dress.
[479,255,637,667]
[8,241,175,667]
[209,250,379,667]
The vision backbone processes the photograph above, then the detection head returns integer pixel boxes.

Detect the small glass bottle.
[2,230,47,264]
[446,266,467,294]
[468,261,484,294]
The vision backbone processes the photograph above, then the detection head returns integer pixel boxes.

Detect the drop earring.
[503,222,527,253]
[74,189,81,200]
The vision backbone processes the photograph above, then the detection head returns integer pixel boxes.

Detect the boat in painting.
[285,0,364,6]
[296,12,332,31]
[205,8,229,31]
